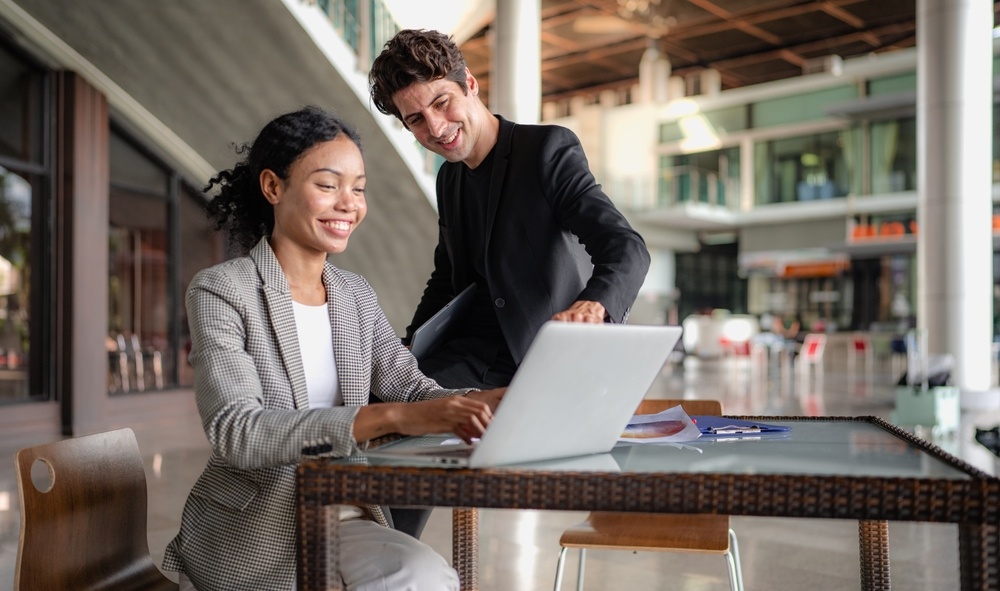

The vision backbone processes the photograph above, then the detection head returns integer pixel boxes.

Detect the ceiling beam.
[685,0,783,45]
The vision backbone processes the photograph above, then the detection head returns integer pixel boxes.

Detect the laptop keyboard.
[414,446,474,458]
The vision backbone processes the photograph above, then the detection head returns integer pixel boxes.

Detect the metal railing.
[308,0,398,65]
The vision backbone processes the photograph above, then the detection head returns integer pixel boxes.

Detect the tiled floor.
[3,347,999,590]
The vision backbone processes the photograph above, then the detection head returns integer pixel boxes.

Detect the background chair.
[847,332,875,380]
[796,333,827,382]
[15,427,178,590]
[553,398,744,591]
[720,339,767,383]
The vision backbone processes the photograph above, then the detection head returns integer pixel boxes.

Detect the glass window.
[0,166,37,401]
[319,0,362,54]
[871,117,916,194]
[675,242,746,322]
[0,44,46,164]
[370,0,399,65]
[108,127,224,393]
[0,40,52,404]
[109,132,168,195]
[660,147,740,207]
[108,188,170,394]
[108,130,172,394]
[753,129,858,205]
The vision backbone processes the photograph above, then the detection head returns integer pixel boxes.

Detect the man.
[369,29,650,536]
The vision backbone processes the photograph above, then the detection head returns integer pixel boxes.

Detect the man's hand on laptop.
[552,300,606,323]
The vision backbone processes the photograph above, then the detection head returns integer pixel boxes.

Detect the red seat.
[797,333,826,382]
[848,332,875,379]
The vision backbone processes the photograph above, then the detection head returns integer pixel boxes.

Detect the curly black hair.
[205,106,362,254]
[369,29,468,123]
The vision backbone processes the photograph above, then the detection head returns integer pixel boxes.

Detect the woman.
[163,106,502,590]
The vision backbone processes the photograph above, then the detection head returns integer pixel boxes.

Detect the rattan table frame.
[297,416,999,590]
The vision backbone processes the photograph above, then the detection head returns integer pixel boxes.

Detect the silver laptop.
[366,321,683,468]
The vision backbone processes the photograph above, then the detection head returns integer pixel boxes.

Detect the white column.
[917,0,994,393]
[491,0,540,123]
[638,41,671,103]
[357,0,371,72]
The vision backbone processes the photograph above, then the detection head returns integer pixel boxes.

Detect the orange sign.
[778,260,851,278]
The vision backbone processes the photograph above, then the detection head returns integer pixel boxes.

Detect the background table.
[297,416,999,590]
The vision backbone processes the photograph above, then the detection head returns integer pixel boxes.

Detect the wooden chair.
[553,399,744,591]
[14,428,178,590]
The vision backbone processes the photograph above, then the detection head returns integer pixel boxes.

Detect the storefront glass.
[0,167,36,401]
[0,41,50,404]
[0,45,45,164]
[108,130,172,394]
[871,117,916,194]
[753,129,860,205]
[107,128,222,394]
[660,146,740,208]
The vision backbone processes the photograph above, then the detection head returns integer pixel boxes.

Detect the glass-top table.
[296,416,999,590]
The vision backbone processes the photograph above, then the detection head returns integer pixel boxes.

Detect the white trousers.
[178,518,459,591]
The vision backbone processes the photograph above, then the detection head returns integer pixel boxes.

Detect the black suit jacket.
[405,116,650,364]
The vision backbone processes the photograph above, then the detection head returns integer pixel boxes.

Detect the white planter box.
[891,386,960,436]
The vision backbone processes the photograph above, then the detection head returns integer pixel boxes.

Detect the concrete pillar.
[917,0,994,393]
[492,0,540,123]
[667,76,685,102]
[638,41,670,103]
[700,68,721,97]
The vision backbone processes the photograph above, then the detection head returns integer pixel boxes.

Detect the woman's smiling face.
[263,134,367,257]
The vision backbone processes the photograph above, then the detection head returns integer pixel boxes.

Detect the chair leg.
[725,552,739,591]
[553,546,568,591]
[728,528,745,591]
[556,530,744,591]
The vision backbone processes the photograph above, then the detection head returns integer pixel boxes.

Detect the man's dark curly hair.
[204,106,362,254]
[369,29,469,123]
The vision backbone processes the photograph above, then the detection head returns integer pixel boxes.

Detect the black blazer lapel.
[484,117,515,250]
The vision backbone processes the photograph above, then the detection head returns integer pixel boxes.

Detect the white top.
[292,301,361,523]
[292,301,341,408]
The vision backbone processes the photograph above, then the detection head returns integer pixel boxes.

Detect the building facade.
[551,42,999,341]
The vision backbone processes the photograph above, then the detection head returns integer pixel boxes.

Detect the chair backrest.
[801,333,826,360]
[636,398,723,417]
[15,428,176,590]
[725,340,751,356]
[852,332,871,352]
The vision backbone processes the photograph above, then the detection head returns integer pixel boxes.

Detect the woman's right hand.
[354,395,495,444]
[398,396,494,443]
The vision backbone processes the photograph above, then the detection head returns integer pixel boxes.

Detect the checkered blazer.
[163,238,463,590]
